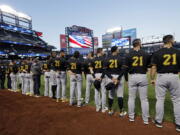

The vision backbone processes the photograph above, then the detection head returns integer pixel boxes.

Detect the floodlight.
[106,27,122,33]
[17,12,31,20]
[0,5,17,15]
[0,5,31,20]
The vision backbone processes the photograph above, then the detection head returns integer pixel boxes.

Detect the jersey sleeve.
[124,54,130,68]
[151,52,158,66]
[66,59,71,71]
[80,58,85,72]
[118,57,128,81]
[177,50,180,71]
[145,53,152,68]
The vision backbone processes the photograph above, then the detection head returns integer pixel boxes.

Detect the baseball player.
[10,61,19,92]
[125,39,151,124]
[151,35,180,131]
[84,52,94,104]
[0,62,6,89]
[53,50,68,102]
[6,62,12,90]
[49,67,57,99]
[104,46,127,117]
[67,51,84,107]
[89,48,108,112]
[48,51,57,98]
[24,59,34,96]
[42,59,50,97]
[6,61,13,90]
[18,60,26,94]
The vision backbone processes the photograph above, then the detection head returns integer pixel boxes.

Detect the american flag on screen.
[69,35,92,48]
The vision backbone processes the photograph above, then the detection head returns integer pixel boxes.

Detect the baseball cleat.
[77,105,81,108]
[16,89,21,92]
[119,111,127,117]
[62,98,69,103]
[25,92,30,96]
[96,107,101,112]
[108,110,114,115]
[176,125,180,132]
[102,107,108,113]
[29,93,33,96]
[143,121,149,125]
[34,95,40,98]
[77,104,83,108]
[56,99,60,102]
[154,120,163,128]
[129,118,135,122]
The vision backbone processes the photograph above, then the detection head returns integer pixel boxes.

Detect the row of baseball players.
[8,34,180,132]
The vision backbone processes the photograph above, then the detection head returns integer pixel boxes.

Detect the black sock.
[108,98,114,110]
[52,85,57,99]
[19,84,22,89]
[118,97,123,111]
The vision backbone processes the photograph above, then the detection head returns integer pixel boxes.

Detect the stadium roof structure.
[0,28,47,47]
[0,5,56,57]
[0,5,31,20]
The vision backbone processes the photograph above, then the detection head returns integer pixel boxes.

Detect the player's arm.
[89,60,96,78]
[81,58,85,75]
[117,56,129,81]
[177,51,180,75]
[150,65,157,84]
[100,58,107,80]
[67,59,75,75]
[104,58,113,79]
[150,53,158,85]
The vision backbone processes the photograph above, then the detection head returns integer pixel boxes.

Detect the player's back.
[105,54,123,73]
[68,57,83,74]
[152,47,180,73]
[91,56,105,73]
[126,49,151,74]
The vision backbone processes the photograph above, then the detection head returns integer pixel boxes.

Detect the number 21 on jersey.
[70,63,77,69]
[132,56,143,66]
[109,59,118,68]
[163,54,176,66]
[95,61,102,69]
[55,60,60,67]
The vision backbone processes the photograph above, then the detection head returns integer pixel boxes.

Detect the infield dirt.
[0,90,178,135]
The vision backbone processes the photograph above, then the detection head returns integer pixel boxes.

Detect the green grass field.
[39,74,175,122]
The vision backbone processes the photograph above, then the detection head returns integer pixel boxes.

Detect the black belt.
[94,72,102,74]
[129,73,146,74]
[158,72,178,74]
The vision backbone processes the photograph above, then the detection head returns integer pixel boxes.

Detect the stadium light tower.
[106,27,122,33]
[0,5,17,15]
[0,5,32,29]
[17,12,31,21]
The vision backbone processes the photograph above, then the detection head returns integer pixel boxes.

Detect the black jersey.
[24,63,32,73]
[42,61,50,71]
[48,57,56,70]
[12,64,19,74]
[6,64,13,75]
[19,63,25,73]
[67,57,84,74]
[151,47,180,73]
[54,57,67,71]
[83,58,93,74]
[90,56,105,73]
[0,64,6,76]
[125,49,151,74]
[104,54,125,79]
